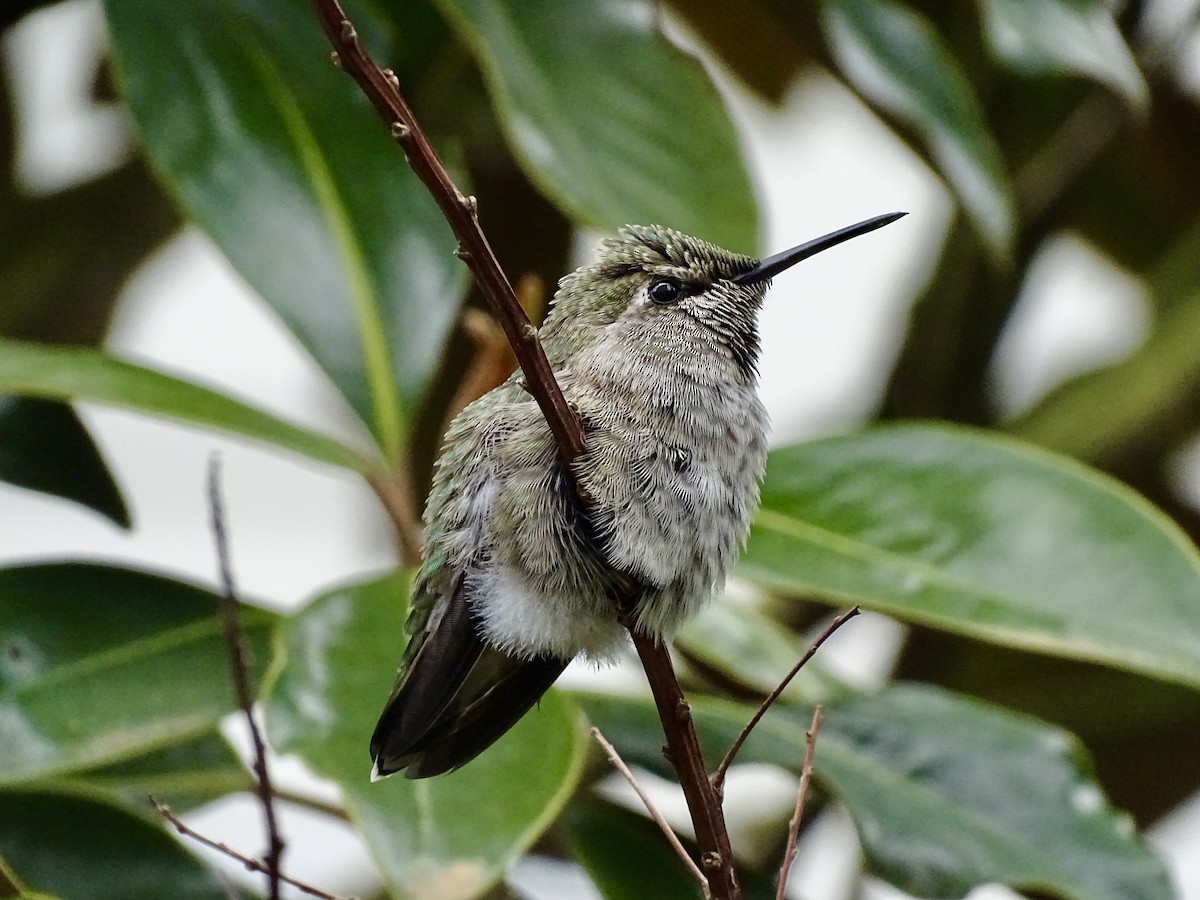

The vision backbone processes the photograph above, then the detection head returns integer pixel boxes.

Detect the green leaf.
[0,397,129,527]
[1011,285,1200,467]
[740,424,1200,688]
[817,685,1172,899]
[0,339,369,473]
[575,686,1173,900]
[104,0,467,457]
[0,563,276,782]
[822,0,1015,263]
[562,797,788,900]
[0,786,230,900]
[563,799,700,900]
[264,573,586,900]
[72,731,249,814]
[437,0,759,254]
[978,0,1149,112]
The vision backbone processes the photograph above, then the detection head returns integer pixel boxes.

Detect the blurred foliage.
[2,0,1200,898]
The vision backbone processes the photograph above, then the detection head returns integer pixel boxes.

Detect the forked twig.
[712,608,858,795]
[152,797,352,900]
[775,707,823,900]
[207,458,284,899]
[591,727,711,898]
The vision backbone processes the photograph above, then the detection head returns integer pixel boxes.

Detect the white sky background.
[3,1,1200,898]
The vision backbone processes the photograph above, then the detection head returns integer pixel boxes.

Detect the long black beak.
[732,211,908,286]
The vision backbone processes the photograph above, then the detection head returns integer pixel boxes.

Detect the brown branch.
[308,4,740,895]
[151,797,353,900]
[207,458,284,900]
[591,727,711,898]
[712,607,859,795]
[625,626,740,899]
[310,0,584,464]
[775,706,823,900]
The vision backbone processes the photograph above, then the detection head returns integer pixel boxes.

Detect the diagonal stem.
[712,607,858,795]
[309,0,583,464]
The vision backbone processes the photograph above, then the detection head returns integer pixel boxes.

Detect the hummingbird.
[371,212,905,778]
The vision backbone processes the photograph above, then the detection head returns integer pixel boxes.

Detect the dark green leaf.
[978,0,1148,111]
[822,0,1015,262]
[72,731,249,814]
[817,685,1172,899]
[0,786,230,900]
[264,573,585,899]
[0,339,369,473]
[104,0,467,456]
[0,397,129,527]
[0,563,276,782]
[740,424,1200,688]
[1011,285,1200,468]
[563,799,701,900]
[575,685,1173,900]
[437,0,759,253]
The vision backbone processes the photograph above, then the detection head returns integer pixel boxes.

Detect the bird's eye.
[648,277,684,305]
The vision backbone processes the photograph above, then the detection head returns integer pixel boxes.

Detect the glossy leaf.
[104,0,466,456]
[575,685,1173,900]
[0,563,276,782]
[0,339,369,473]
[0,787,229,900]
[437,0,760,253]
[0,397,129,527]
[822,0,1015,263]
[563,799,700,900]
[740,424,1200,688]
[72,731,249,814]
[979,0,1148,112]
[264,572,586,900]
[1011,285,1200,467]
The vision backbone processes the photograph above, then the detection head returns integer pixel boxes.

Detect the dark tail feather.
[398,652,568,778]
[370,578,569,778]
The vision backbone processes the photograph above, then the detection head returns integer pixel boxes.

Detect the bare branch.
[591,727,710,898]
[152,797,353,900]
[625,625,741,899]
[775,706,823,900]
[712,608,858,794]
[309,0,584,465]
[207,458,284,900]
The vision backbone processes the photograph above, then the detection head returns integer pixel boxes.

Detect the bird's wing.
[370,571,567,779]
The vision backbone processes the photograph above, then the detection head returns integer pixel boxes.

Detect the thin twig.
[207,459,284,900]
[775,707,823,900]
[712,607,859,795]
[151,797,353,900]
[310,0,584,464]
[625,625,741,899]
[591,727,711,898]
